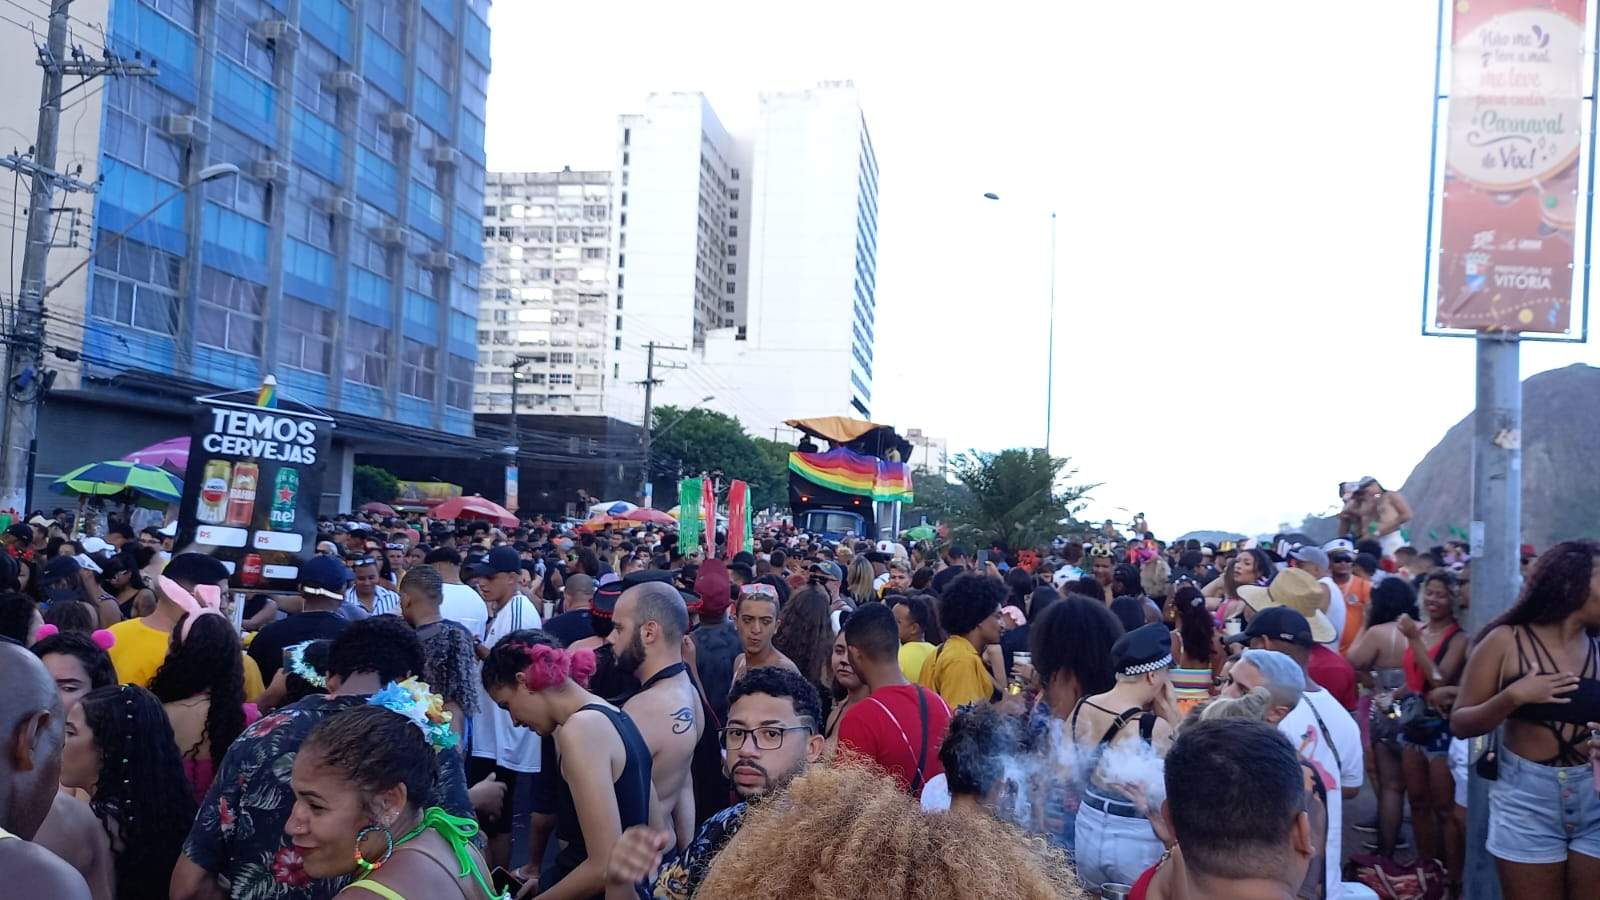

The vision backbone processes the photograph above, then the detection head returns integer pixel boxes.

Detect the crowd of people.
[0,496,1597,900]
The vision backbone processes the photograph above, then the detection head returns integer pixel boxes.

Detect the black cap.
[4,523,31,543]
[485,546,522,574]
[163,552,232,586]
[1236,606,1315,647]
[300,554,354,599]
[1111,623,1173,676]
[40,555,81,584]
[593,569,698,617]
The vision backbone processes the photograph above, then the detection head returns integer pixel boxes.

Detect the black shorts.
[467,756,520,835]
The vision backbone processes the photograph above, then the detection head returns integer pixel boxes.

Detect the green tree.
[943,449,1095,550]
[903,467,972,530]
[750,436,793,511]
[648,406,779,510]
[352,464,399,507]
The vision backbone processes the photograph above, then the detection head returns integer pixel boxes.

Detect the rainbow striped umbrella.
[52,460,184,509]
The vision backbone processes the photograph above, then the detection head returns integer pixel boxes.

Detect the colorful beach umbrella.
[619,507,676,526]
[53,460,184,508]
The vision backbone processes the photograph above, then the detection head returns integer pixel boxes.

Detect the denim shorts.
[1073,787,1165,890]
[1487,746,1600,865]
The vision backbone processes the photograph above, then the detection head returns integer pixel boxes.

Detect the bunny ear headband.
[32,624,115,649]
[159,575,225,642]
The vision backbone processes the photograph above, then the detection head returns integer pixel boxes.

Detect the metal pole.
[0,0,69,514]
[638,342,658,506]
[1045,210,1056,456]
[510,360,521,450]
[1462,332,1520,900]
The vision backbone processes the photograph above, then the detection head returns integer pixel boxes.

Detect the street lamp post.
[0,162,241,513]
[983,193,1057,456]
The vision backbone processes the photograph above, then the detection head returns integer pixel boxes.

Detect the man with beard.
[602,668,825,899]
[609,581,703,851]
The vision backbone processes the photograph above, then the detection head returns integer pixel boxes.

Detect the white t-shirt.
[469,593,543,772]
[1319,576,1345,648]
[1278,688,1364,900]
[439,582,487,638]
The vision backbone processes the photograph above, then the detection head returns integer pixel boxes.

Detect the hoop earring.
[353,823,395,876]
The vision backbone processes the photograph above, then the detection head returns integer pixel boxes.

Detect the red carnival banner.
[725,480,749,561]
[701,477,716,551]
[1437,0,1586,332]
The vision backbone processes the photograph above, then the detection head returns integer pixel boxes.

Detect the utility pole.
[507,354,535,451]
[1461,332,1520,900]
[635,341,685,507]
[0,5,155,513]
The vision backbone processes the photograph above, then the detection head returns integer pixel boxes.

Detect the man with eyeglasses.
[602,667,825,900]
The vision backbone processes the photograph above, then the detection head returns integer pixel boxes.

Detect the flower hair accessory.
[368,678,457,751]
[284,641,326,688]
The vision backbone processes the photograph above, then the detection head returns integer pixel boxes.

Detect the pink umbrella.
[430,495,519,528]
[123,436,189,474]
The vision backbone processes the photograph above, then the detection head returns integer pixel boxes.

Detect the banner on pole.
[1435,0,1588,333]
[725,480,749,560]
[678,478,702,551]
[177,377,334,592]
[701,477,716,550]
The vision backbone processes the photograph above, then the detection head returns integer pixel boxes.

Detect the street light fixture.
[983,192,1057,456]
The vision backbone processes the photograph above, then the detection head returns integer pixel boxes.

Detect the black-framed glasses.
[719,725,811,751]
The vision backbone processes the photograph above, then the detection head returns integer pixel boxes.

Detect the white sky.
[485,1,1600,538]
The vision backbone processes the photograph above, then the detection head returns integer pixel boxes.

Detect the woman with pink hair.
[482,630,653,899]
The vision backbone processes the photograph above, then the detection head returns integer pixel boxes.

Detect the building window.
[399,337,437,400]
[281,297,333,373]
[196,267,264,356]
[345,319,389,386]
[89,241,181,335]
[614,336,621,351]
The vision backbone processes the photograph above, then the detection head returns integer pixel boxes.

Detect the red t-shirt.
[836,684,952,793]
[1308,644,1359,712]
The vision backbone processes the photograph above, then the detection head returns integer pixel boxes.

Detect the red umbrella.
[360,501,397,516]
[123,436,189,474]
[620,507,676,526]
[430,495,518,528]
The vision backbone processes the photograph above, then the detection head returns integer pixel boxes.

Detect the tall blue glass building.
[81,0,488,435]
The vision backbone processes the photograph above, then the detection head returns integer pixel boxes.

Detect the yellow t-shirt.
[916,635,993,709]
[898,641,937,684]
[106,617,266,701]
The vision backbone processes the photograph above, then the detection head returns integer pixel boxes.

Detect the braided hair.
[78,684,196,898]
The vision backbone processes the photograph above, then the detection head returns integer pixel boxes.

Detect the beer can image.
[269,466,299,532]
[226,462,260,527]
[197,460,232,525]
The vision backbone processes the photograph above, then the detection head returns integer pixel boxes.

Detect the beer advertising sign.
[176,377,335,592]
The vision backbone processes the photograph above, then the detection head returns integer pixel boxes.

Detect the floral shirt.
[641,802,748,899]
[183,694,475,900]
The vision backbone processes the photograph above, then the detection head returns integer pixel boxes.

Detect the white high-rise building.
[478,170,612,416]
[610,83,878,434]
[604,94,750,425]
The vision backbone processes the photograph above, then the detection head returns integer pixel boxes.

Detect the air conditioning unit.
[427,146,461,169]
[420,251,456,271]
[251,159,290,183]
[160,114,209,144]
[373,226,409,247]
[384,111,417,134]
[315,195,356,219]
[252,18,299,46]
[322,70,364,95]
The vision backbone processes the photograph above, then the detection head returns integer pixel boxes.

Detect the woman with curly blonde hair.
[698,762,1085,899]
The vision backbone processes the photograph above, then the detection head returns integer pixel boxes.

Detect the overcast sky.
[485,1,1600,538]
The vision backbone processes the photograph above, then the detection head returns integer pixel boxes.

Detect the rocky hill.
[1399,363,1600,551]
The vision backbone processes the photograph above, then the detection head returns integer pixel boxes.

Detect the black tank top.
[551,704,653,896]
[1502,626,1600,765]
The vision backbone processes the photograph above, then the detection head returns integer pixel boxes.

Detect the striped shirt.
[342,584,401,618]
